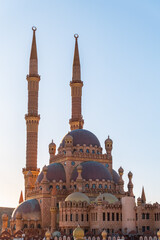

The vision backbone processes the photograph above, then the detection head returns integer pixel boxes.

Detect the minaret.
[141,186,146,204]
[23,27,40,199]
[69,34,84,131]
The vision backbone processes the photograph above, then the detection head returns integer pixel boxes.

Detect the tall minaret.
[69,34,84,131]
[23,27,40,199]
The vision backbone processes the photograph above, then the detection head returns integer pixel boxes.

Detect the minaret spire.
[23,27,40,199]
[29,26,38,76]
[141,186,146,204]
[72,34,81,81]
[69,34,84,130]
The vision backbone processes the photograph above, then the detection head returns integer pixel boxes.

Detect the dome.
[60,129,100,148]
[65,192,90,203]
[112,169,120,183]
[37,162,66,183]
[52,231,61,237]
[73,225,84,239]
[12,199,41,220]
[95,193,118,204]
[71,161,112,181]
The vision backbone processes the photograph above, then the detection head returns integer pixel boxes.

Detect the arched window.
[30,224,34,228]
[66,214,68,221]
[116,213,119,221]
[99,184,102,188]
[85,184,89,188]
[70,214,72,221]
[56,185,60,189]
[105,184,107,189]
[37,224,41,229]
[92,184,96,189]
[146,213,150,219]
[76,214,78,221]
[62,185,66,189]
[87,214,89,221]
[142,213,145,219]
[24,224,28,229]
[92,150,95,154]
[86,149,89,153]
[80,149,83,153]
[81,214,84,221]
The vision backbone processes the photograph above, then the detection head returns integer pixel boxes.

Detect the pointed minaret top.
[29,26,38,76]
[141,186,146,204]
[19,190,23,204]
[72,34,81,81]
[30,26,37,59]
[73,34,80,66]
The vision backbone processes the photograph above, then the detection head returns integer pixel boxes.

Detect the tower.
[69,34,84,130]
[23,27,40,198]
[141,186,146,204]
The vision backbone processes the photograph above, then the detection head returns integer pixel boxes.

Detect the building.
[2,27,160,236]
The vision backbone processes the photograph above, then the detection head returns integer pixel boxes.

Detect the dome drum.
[58,144,102,155]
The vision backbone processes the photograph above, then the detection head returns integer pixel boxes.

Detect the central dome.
[60,129,101,147]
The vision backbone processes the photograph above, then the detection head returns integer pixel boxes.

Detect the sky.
[0,0,160,207]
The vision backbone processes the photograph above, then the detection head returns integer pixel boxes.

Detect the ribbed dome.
[71,161,112,181]
[60,129,100,148]
[37,163,66,183]
[12,199,41,220]
[65,192,90,203]
[95,193,118,204]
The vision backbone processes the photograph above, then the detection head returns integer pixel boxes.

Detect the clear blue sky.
[0,0,160,207]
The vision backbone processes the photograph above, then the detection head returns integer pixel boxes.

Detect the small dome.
[73,225,84,239]
[37,162,66,183]
[65,192,90,203]
[45,230,51,238]
[52,231,61,237]
[12,199,41,220]
[101,230,107,239]
[71,161,112,181]
[95,193,118,204]
[65,134,73,140]
[49,140,56,147]
[60,129,100,148]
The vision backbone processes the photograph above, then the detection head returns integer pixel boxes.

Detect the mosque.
[1,27,160,236]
